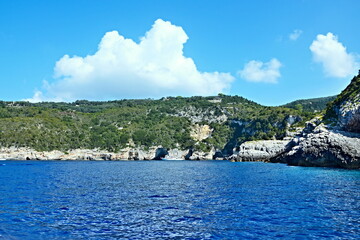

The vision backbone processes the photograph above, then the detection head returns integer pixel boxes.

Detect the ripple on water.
[0,160,359,239]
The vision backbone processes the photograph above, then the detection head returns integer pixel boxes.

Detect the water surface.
[0,161,359,239]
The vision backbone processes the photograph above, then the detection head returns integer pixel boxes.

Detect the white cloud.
[28,19,234,102]
[289,29,302,41]
[24,90,43,103]
[238,58,282,83]
[310,32,359,78]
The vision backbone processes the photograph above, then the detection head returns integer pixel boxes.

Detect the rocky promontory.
[270,124,360,169]
[229,120,360,169]
[232,72,360,169]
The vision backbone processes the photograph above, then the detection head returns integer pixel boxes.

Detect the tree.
[294,104,303,112]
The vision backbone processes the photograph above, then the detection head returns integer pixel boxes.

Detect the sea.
[0,160,359,239]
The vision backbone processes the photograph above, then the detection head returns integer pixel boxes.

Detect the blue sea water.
[0,161,359,240]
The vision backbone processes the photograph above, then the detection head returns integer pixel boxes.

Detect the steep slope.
[325,72,360,132]
[268,72,360,169]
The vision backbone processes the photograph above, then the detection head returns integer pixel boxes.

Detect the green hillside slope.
[282,96,337,113]
[0,95,315,154]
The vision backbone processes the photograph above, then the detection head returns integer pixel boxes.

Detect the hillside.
[266,72,360,168]
[282,95,337,113]
[0,94,315,156]
[325,71,360,132]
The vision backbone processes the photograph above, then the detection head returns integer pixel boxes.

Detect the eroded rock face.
[153,148,169,160]
[231,140,290,162]
[171,106,228,123]
[187,148,216,160]
[166,149,189,160]
[271,125,360,169]
[0,146,216,161]
[0,147,64,160]
[0,147,161,161]
[285,115,302,126]
[337,93,360,133]
[190,124,213,142]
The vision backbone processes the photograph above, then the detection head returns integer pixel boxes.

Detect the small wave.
[148,195,171,198]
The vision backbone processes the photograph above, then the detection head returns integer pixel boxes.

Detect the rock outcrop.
[0,146,212,161]
[190,124,213,141]
[230,140,290,162]
[167,149,189,160]
[269,73,360,169]
[337,93,360,128]
[336,93,360,133]
[271,124,360,169]
[187,148,216,160]
[171,105,228,123]
[325,72,360,133]
[230,112,360,169]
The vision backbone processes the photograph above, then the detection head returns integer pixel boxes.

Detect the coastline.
[0,147,208,161]
[2,123,360,170]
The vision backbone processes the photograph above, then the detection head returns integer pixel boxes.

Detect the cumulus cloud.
[25,90,44,103]
[238,58,282,83]
[310,32,359,78]
[28,19,234,102]
[289,29,302,41]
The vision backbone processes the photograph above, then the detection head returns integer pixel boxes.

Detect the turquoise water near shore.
[0,160,359,239]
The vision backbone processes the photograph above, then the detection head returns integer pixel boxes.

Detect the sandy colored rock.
[190,124,213,141]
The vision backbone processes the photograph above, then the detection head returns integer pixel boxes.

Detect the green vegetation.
[0,94,317,153]
[282,95,337,113]
[325,73,360,120]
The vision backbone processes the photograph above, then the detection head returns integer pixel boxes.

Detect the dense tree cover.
[0,95,316,153]
[282,95,336,113]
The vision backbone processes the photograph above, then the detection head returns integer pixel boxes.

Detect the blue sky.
[0,0,359,105]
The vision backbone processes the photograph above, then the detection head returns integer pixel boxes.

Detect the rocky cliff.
[232,72,360,169]
[274,73,360,169]
[325,72,360,132]
[270,123,360,169]
[231,118,360,169]
[335,92,360,132]
[0,146,212,161]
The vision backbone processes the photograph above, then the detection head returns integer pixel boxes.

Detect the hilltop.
[282,95,337,113]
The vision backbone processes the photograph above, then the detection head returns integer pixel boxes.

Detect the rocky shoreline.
[1,120,359,169]
[2,89,360,168]
[231,75,360,169]
[0,146,214,161]
[229,140,289,162]
[270,125,360,169]
[230,120,360,169]
[1,124,359,169]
